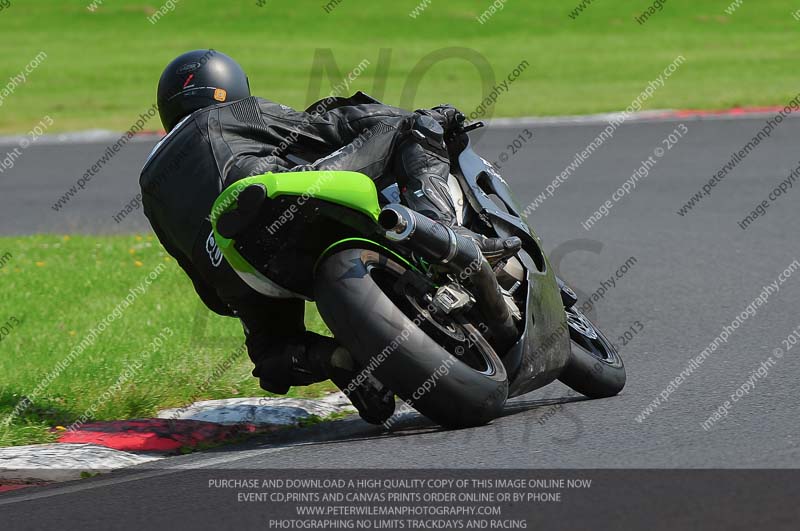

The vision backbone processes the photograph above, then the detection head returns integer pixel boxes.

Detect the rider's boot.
[326,347,396,426]
[258,334,395,426]
[452,227,522,264]
[399,141,521,264]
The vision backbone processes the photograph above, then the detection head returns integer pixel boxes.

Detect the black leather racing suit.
[140,92,457,393]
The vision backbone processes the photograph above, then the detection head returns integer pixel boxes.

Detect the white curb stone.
[0,443,164,482]
[156,393,356,426]
[0,395,355,484]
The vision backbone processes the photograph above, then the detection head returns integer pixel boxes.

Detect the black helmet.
[157,49,250,132]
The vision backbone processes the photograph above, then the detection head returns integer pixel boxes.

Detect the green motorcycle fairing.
[209,171,382,283]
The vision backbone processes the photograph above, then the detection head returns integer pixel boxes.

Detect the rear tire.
[559,307,626,398]
[314,248,508,428]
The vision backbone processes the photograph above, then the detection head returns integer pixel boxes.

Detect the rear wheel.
[314,248,508,428]
[559,307,626,398]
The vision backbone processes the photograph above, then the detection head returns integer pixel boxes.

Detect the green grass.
[0,1,798,134]
[0,235,336,447]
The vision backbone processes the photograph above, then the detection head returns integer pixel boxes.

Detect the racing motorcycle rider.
[140,49,520,425]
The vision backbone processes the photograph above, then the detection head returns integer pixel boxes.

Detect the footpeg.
[431,284,474,315]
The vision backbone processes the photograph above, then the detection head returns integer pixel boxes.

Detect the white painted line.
[0,441,317,506]
[484,109,800,128]
[4,108,798,147]
[484,111,670,127]
[0,130,162,147]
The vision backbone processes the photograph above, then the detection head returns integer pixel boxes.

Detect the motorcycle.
[210,121,626,428]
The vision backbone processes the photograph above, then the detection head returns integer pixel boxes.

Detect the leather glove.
[431,104,466,133]
[409,113,446,155]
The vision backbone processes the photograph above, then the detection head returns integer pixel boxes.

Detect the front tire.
[559,307,626,398]
[314,248,508,428]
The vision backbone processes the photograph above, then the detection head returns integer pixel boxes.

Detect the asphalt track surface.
[2,116,799,528]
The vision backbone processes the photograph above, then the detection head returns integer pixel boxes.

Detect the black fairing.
[454,140,569,397]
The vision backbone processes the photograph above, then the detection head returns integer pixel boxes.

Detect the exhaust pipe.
[379,204,482,273]
[379,205,518,350]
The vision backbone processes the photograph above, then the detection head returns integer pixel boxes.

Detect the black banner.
[2,469,797,530]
